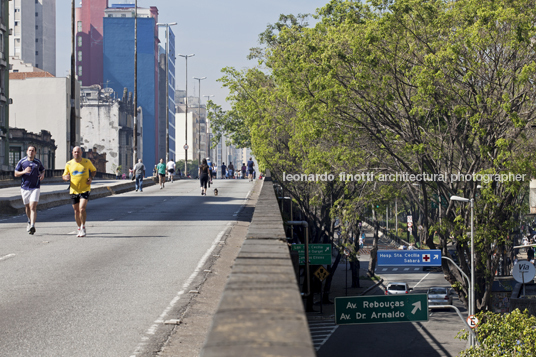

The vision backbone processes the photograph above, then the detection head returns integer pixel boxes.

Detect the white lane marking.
[412,272,431,290]
[0,254,16,262]
[233,190,252,216]
[130,222,233,357]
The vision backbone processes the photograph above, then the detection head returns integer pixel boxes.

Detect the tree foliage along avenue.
[212,0,536,309]
[457,309,536,356]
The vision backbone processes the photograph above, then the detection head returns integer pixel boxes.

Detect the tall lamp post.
[450,195,474,347]
[203,94,214,163]
[70,0,76,148]
[133,0,138,166]
[178,54,194,176]
[157,22,177,163]
[193,76,206,164]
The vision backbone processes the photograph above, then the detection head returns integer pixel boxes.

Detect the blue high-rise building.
[103,5,160,169]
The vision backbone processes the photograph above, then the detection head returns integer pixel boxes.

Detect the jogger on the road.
[62,146,97,237]
[14,146,45,235]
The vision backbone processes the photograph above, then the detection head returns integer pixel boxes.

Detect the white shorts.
[21,188,40,205]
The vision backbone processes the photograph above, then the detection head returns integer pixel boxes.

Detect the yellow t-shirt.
[63,158,97,194]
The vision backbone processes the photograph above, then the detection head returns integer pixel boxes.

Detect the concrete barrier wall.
[0,179,156,214]
[200,176,315,357]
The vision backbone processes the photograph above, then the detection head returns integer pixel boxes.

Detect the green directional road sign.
[291,244,331,265]
[335,294,428,325]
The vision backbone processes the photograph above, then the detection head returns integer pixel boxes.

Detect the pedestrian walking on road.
[359,235,364,250]
[228,163,235,179]
[157,159,166,189]
[221,162,227,179]
[166,159,176,183]
[133,159,145,192]
[199,159,210,195]
[241,163,246,179]
[247,157,255,181]
[14,145,45,235]
[62,146,97,237]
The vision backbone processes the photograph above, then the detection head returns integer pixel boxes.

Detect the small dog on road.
[214,188,219,196]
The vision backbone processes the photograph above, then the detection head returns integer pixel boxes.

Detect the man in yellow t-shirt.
[62,146,97,237]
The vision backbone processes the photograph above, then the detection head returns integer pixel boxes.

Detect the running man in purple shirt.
[14,146,45,234]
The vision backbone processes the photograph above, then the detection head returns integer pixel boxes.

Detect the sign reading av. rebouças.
[335,294,428,325]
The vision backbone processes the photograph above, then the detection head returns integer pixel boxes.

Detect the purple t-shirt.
[15,157,45,190]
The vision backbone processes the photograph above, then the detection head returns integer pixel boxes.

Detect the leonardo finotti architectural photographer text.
[282,172,527,183]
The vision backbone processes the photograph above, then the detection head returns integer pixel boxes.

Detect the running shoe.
[80,226,86,237]
[29,225,36,235]
[27,222,31,232]
[77,227,82,237]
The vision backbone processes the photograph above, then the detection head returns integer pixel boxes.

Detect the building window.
[36,12,38,17]
[107,14,113,17]
[77,51,82,61]
[36,64,39,68]
[9,148,21,167]
[121,14,126,17]
[15,21,19,26]
[78,66,82,76]
[78,36,82,47]
[35,51,38,55]
[36,39,38,43]
[77,21,82,32]
[35,25,38,30]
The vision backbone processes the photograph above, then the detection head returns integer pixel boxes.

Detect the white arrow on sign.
[411,301,422,315]
[434,255,439,260]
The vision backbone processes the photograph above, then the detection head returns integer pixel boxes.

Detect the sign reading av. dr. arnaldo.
[335,294,428,325]
[377,250,442,266]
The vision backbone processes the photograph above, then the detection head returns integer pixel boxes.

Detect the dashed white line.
[412,272,431,290]
[0,254,16,262]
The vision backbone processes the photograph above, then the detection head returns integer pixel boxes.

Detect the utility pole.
[132,0,138,166]
[70,1,76,148]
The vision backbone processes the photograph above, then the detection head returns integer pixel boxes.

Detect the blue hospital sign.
[377,250,441,266]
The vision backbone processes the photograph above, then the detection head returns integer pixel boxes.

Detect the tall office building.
[9,0,55,75]
[103,4,160,169]
[75,0,108,86]
[158,35,175,162]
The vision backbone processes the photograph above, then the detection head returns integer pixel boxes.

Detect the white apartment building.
[79,85,141,175]
[175,95,207,164]
[9,72,80,169]
[9,0,56,75]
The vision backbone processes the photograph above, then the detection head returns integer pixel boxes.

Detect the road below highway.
[317,228,469,357]
[0,179,255,357]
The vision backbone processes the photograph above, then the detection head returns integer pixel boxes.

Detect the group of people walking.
[15,145,258,236]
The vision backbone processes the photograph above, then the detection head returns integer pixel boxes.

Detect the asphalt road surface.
[0,179,254,357]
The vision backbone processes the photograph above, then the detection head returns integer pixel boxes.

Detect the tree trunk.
[368,221,379,276]
[322,250,341,303]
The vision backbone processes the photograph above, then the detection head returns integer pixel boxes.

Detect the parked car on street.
[385,282,412,295]
[427,287,453,308]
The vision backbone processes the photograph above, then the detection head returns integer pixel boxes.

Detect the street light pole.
[70,0,76,148]
[450,195,475,347]
[203,94,214,163]
[193,77,206,164]
[157,22,177,163]
[178,54,194,176]
[132,0,138,167]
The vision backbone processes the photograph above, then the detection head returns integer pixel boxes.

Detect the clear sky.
[56,0,329,110]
